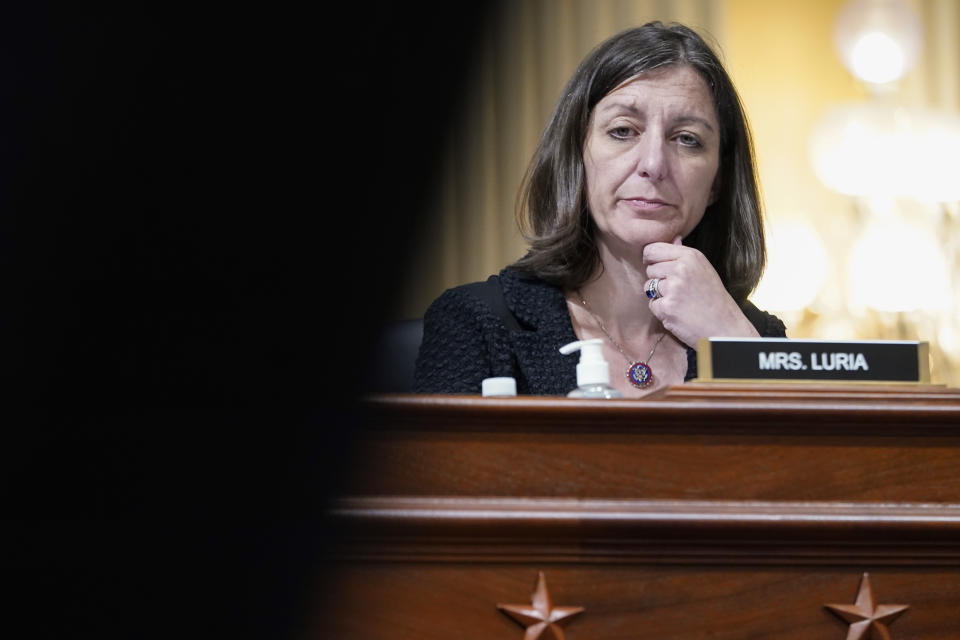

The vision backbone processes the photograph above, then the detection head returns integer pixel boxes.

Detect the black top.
[414,267,787,395]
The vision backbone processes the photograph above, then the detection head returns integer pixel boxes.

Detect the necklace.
[576,290,666,389]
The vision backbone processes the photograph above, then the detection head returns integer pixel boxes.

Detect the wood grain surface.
[348,387,960,501]
[318,385,960,639]
[313,565,959,639]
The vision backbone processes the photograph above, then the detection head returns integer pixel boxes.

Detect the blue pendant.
[627,361,653,388]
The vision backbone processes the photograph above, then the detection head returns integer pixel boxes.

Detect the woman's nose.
[635,136,667,181]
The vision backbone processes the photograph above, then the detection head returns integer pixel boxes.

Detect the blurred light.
[849,31,905,84]
[752,222,827,311]
[939,322,960,355]
[906,113,960,202]
[833,0,921,87]
[809,103,960,201]
[847,221,949,312]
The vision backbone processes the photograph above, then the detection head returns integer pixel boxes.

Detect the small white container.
[482,376,517,397]
[559,338,622,398]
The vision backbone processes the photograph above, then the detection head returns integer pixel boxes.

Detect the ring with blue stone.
[645,278,662,300]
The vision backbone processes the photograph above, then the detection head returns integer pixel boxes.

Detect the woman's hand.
[642,236,759,347]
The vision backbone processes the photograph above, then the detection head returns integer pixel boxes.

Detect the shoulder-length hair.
[511,21,765,303]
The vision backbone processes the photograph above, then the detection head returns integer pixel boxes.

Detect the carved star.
[497,572,584,640]
[824,572,909,640]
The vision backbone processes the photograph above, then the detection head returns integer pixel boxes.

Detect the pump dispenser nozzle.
[559,339,622,397]
[559,338,609,386]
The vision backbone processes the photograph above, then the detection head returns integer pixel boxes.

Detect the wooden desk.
[316,384,960,639]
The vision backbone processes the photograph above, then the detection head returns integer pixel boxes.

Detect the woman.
[414,22,786,397]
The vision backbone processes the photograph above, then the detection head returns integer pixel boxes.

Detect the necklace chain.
[575,290,665,366]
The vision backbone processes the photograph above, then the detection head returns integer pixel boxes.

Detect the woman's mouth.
[623,197,671,210]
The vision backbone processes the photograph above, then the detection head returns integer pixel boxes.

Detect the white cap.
[559,338,610,387]
[482,376,517,397]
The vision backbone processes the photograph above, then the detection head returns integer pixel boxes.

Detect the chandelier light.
[833,0,922,87]
[752,222,828,312]
[810,0,960,202]
[809,103,960,201]
[847,220,950,312]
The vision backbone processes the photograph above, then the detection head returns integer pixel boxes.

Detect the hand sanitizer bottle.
[559,338,622,398]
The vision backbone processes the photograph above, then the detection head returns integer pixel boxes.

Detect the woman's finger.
[642,240,685,265]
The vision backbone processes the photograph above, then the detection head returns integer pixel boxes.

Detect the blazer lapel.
[499,269,578,395]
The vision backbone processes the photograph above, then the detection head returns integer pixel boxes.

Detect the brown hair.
[511,22,765,303]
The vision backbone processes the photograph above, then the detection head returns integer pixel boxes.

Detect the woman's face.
[583,64,720,256]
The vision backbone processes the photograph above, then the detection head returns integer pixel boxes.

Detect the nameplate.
[695,338,929,383]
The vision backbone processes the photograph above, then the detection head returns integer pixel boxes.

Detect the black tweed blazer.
[414,267,787,395]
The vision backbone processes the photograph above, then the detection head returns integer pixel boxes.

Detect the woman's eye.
[676,133,702,147]
[608,126,633,140]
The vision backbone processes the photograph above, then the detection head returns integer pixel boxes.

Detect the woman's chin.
[606,227,679,250]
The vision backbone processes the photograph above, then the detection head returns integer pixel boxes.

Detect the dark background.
[0,4,495,638]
